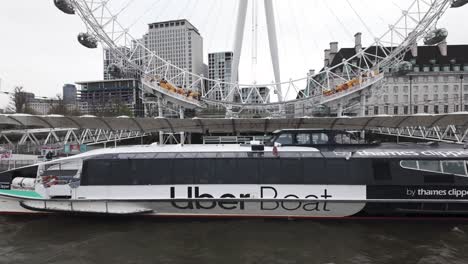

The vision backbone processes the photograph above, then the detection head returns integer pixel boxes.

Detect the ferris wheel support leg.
[179,107,185,145]
[232,0,248,88]
[337,103,344,118]
[158,97,164,145]
[360,92,366,117]
[264,0,282,101]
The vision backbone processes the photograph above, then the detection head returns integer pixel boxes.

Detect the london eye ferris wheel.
[54,0,466,117]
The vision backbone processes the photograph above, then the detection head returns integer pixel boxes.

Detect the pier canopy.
[0,113,467,134]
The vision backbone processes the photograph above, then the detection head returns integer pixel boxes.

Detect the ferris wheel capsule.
[77,33,98,49]
[423,28,448,45]
[54,0,75,15]
[451,0,468,8]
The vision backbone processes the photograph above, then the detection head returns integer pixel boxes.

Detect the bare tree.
[89,98,134,117]
[48,94,68,115]
[7,86,35,114]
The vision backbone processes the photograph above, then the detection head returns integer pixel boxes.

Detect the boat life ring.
[42,175,58,188]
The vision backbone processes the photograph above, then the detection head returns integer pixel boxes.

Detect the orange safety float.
[42,175,59,188]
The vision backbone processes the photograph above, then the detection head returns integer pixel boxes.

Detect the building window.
[393,86,399,93]
[414,86,419,93]
[444,94,449,103]
[374,106,379,115]
[394,95,399,102]
[444,85,449,92]
[403,95,409,102]
[403,86,409,93]
[394,106,399,115]
[444,105,449,113]
[414,95,419,103]
[434,105,439,114]
[414,105,418,114]
[404,106,409,115]
[384,106,389,115]
[383,95,388,103]
[434,85,439,92]
[434,94,439,102]
[424,94,429,102]
[424,105,429,113]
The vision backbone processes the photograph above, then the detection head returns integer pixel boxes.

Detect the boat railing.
[203,136,270,145]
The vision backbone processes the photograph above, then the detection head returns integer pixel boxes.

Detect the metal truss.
[0,128,148,148]
[373,125,468,145]
[66,0,452,115]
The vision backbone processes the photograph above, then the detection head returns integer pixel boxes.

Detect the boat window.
[82,160,111,185]
[193,158,214,184]
[260,159,281,184]
[236,159,259,184]
[334,133,360,144]
[173,159,194,184]
[441,161,466,176]
[280,158,303,184]
[400,160,418,169]
[82,159,173,186]
[400,160,468,177]
[311,133,329,144]
[276,133,294,145]
[215,158,237,184]
[296,133,311,145]
[419,160,442,173]
[0,165,38,184]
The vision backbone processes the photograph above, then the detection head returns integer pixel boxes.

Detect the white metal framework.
[69,0,452,115]
[0,128,147,147]
[2,115,468,145]
[373,125,468,145]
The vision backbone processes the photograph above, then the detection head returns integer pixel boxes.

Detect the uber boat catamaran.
[1,129,468,219]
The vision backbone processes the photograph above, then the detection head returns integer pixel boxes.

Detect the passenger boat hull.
[2,184,468,218]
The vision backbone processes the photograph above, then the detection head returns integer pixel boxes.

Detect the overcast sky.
[1,0,467,108]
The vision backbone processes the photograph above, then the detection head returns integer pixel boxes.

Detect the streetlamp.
[409,75,413,115]
[460,74,464,111]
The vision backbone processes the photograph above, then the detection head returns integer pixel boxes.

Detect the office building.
[143,19,204,90]
[207,52,234,101]
[76,79,144,117]
[63,84,77,105]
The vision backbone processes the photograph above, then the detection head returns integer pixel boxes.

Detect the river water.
[0,216,468,264]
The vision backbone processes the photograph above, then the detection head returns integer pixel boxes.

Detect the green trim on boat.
[0,190,42,199]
